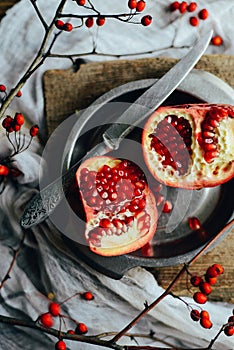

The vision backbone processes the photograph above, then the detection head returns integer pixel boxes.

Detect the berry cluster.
[169,2,223,45]
[0,84,22,101]
[39,291,94,350]
[128,0,152,26]
[189,264,224,329]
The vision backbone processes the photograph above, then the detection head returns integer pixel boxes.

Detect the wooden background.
[2,1,234,303]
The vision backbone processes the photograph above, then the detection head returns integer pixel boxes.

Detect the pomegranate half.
[76,156,158,256]
[142,104,234,189]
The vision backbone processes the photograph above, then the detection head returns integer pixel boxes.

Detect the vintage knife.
[20,30,213,228]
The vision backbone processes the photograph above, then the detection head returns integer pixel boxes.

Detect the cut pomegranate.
[76,156,157,256]
[142,104,234,189]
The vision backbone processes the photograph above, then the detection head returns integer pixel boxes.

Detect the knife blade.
[20,30,213,229]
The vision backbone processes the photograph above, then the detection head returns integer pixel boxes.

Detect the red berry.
[187,2,197,12]
[141,15,152,26]
[67,330,75,334]
[96,16,105,26]
[170,1,180,11]
[0,165,9,176]
[16,90,22,97]
[0,84,6,92]
[193,292,208,304]
[82,291,94,300]
[198,9,209,20]
[76,0,86,5]
[136,0,146,12]
[12,122,21,132]
[212,263,224,275]
[190,309,200,321]
[63,23,73,32]
[85,17,94,28]
[55,340,67,350]
[190,275,202,287]
[206,266,218,278]
[14,113,24,126]
[188,217,201,230]
[228,316,234,324]
[200,317,213,329]
[200,310,210,319]
[30,125,39,137]
[199,281,212,295]
[49,302,61,317]
[224,325,234,336]
[55,20,65,29]
[2,116,13,129]
[75,322,88,334]
[6,126,14,133]
[128,0,137,9]
[179,1,188,13]
[162,200,172,213]
[40,313,54,328]
[211,35,223,46]
[205,275,217,285]
[189,16,199,27]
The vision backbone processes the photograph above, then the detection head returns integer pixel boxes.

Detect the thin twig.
[29,0,48,30]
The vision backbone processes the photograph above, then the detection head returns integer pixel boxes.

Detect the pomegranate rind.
[142,104,234,189]
[76,156,158,256]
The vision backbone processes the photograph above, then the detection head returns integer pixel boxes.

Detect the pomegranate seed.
[212,263,224,275]
[200,317,213,329]
[99,218,113,228]
[55,340,67,350]
[190,275,202,287]
[14,112,24,125]
[206,266,218,278]
[162,200,172,213]
[85,17,94,28]
[224,326,234,336]
[193,292,208,304]
[203,143,217,151]
[190,309,200,321]
[204,151,219,163]
[55,20,64,29]
[198,9,209,20]
[49,302,61,317]
[75,322,88,334]
[0,84,6,92]
[187,2,197,12]
[179,1,188,13]
[76,0,86,5]
[96,16,105,26]
[189,17,199,27]
[211,35,223,46]
[170,1,180,11]
[199,282,212,295]
[136,0,146,12]
[40,313,54,328]
[141,15,152,26]
[0,165,9,176]
[188,217,201,230]
[82,291,94,300]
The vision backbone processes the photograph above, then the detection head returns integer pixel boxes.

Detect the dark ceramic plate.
[59,70,234,279]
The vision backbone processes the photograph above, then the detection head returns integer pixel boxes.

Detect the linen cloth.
[0,1,234,349]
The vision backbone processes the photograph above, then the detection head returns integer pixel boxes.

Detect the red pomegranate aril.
[203,143,217,151]
[207,117,220,128]
[99,218,114,228]
[204,151,219,163]
[162,200,172,213]
[188,217,201,230]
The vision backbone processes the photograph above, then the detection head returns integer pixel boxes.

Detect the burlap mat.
[43,55,234,302]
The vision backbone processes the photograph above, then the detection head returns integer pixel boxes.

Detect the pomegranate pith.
[76,156,157,256]
[142,104,234,189]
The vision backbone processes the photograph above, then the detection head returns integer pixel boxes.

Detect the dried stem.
[0,231,26,290]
